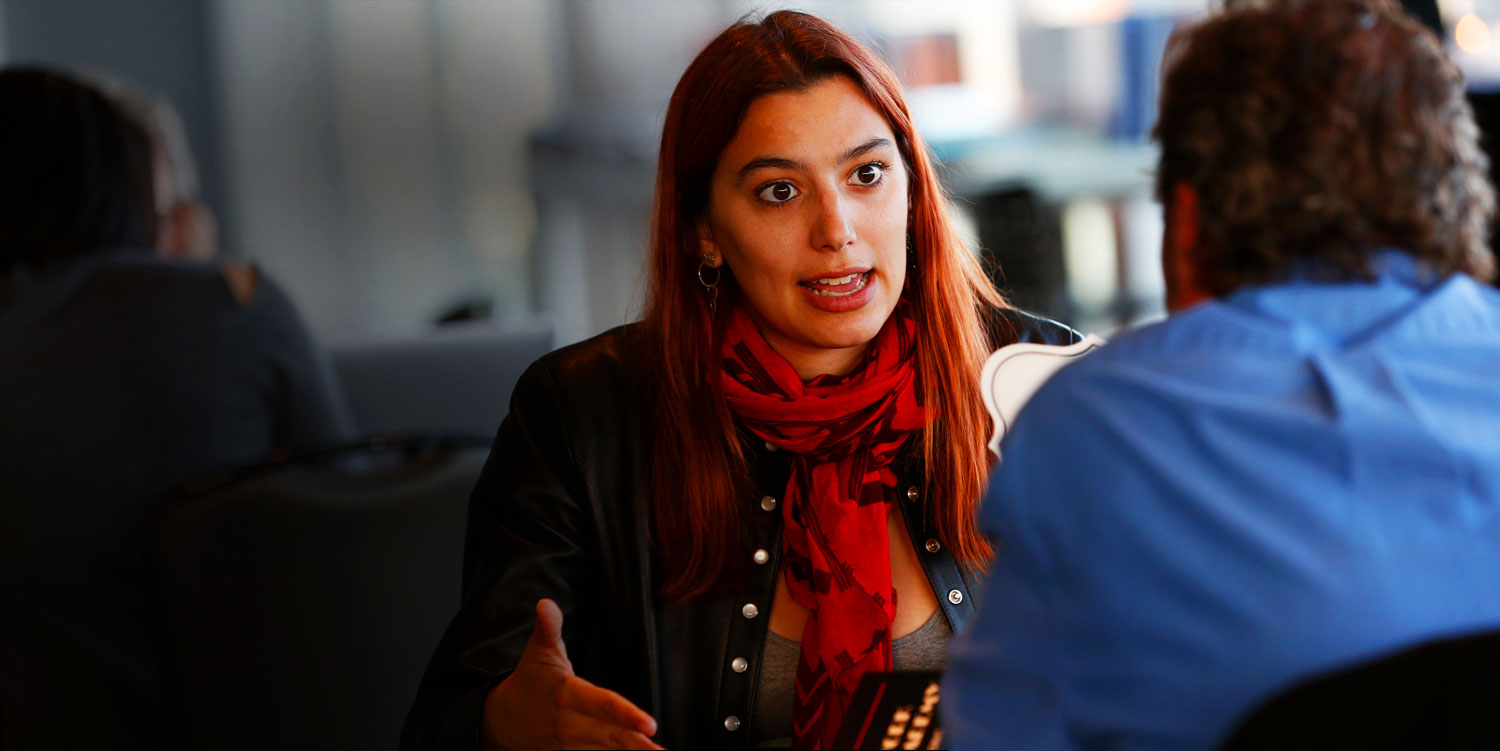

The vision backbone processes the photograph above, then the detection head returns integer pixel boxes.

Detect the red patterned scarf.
[721,304,928,749]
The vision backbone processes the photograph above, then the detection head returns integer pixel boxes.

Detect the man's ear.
[1163,181,1211,313]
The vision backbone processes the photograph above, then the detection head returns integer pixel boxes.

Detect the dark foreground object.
[1223,628,1500,749]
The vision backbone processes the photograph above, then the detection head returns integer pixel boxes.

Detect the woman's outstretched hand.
[482,599,662,750]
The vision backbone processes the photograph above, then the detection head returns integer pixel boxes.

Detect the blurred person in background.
[107,79,220,262]
[943,0,1500,747]
[404,10,1079,750]
[0,66,354,748]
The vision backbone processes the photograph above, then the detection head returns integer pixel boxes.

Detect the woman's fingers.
[619,730,665,750]
[556,676,661,748]
[556,705,664,750]
[494,599,662,750]
[561,677,658,736]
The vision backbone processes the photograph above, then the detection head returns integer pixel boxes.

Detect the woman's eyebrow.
[840,136,893,164]
[733,137,894,187]
[735,156,802,186]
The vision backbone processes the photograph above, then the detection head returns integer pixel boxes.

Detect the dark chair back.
[1222,628,1500,749]
[971,185,1070,320]
[151,436,489,748]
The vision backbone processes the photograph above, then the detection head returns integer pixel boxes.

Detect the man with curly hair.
[944,0,1500,747]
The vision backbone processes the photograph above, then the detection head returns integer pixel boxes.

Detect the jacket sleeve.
[402,358,601,750]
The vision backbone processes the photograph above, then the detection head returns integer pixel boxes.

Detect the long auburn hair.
[643,11,1007,599]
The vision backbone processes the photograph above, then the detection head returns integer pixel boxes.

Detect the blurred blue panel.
[1111,14,1179,143]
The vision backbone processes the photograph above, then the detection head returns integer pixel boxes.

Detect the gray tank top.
[748,609,952,748]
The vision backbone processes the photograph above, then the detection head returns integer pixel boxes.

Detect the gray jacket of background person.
[403,308,1079,749]
[0,251,355,749]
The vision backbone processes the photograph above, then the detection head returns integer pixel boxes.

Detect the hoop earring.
[697,255,721,314]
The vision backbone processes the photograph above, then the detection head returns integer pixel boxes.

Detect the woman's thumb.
[528,598,571,665]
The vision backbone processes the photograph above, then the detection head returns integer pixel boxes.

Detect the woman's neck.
[775,341,871,381]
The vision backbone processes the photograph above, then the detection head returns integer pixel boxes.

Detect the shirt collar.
[1218,249,1460,347]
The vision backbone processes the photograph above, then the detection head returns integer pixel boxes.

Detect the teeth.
[809,274,869,296]
[816,273,860,285]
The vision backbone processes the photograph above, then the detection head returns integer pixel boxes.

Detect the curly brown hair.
[1154,0,1497,292]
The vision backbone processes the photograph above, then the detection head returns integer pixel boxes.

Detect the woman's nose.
[810,191,856,251]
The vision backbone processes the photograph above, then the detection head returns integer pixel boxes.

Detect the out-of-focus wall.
[211,0,558,342]
[211,2,348,334]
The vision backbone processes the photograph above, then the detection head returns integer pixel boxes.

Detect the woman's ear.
[697,220,723,267]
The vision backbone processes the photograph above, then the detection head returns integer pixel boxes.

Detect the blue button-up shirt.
[944,253,1500,749]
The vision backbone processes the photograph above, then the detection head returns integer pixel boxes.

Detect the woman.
[404,11,1077,750]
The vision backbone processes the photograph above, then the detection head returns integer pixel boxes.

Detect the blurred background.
[0,0,1486,347]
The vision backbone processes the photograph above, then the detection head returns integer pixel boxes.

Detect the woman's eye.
[849,163,885,186]
[757,181,799,204]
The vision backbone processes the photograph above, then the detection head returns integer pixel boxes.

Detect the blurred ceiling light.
[1455,13,1492,55]
[1024,0,1129,27]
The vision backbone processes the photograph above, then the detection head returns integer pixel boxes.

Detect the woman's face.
[701,75,909,379]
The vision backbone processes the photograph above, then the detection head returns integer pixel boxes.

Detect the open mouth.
[799,271,870,297]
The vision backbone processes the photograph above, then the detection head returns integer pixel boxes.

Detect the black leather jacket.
[403,309,1079,749]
